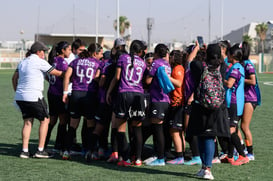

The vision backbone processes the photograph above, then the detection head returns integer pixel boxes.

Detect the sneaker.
[143,156,157,164]
[134,159,142,166]
[117,159,131,167]
[166,157,184,165]
[212,157,221,164]
[231,155,249,166]
[35,150,53,158]
[196,168,205,177]
[146,158,165,166]
[184,156,202,165]
[246,153,255,161]
[20,151,30,159]
[221,156,234,164]
[107,152,118,163]
[62,151,71,160]
[203,169,214,180]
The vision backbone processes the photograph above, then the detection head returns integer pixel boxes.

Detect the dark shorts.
[166,105,184,130]
[47,92,66,116]
[69,90,98,119]
[16,98,49,121]
[149,102,169,120]
[228,104,240,127]
[245,101,257,110]
[94,103,112,125]
[114,92,145,120]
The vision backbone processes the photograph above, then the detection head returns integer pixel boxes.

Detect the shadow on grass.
[0,141,198,180]
[0,139,56,157]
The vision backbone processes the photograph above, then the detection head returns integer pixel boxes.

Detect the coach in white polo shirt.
[13,41,64,159]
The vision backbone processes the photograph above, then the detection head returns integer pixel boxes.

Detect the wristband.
[63,91,69,95]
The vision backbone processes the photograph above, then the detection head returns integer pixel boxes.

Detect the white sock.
[22,148,28,152]
[38,147,44,151]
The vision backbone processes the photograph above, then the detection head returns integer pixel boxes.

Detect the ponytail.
[48,41,70,65]
[48,44,57,65]
[129,40,144,69]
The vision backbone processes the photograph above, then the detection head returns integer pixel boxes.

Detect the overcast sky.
[0,0,272,44]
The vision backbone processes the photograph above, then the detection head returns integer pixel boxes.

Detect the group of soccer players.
[13,37,260,180]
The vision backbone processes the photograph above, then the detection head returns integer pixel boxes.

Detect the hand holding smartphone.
[197,36,204,47]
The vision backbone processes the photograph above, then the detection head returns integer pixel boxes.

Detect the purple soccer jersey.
[228,68,242,104]
[48,56,68,96]
[244,62,257,102]
[149,58,171,103]
[117,54,146,93]
[69,57,101,92]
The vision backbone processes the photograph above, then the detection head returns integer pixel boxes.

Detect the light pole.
[20,29,25,60]
[147,18,154,51]
[95,0,99,43]
[116,0,120,38]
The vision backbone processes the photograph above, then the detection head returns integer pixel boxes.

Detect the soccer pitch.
[0,69,272,181]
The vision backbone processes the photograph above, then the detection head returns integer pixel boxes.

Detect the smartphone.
[197,36,204,47]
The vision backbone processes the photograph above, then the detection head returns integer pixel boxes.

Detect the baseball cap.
[30,41,49,53]
[114,38,126,48]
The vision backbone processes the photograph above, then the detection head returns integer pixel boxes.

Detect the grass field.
[0,69,273,181]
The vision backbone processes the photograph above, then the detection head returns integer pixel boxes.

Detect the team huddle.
[12,38,260,180]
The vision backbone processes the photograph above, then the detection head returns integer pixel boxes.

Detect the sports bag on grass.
[196,62,225,110]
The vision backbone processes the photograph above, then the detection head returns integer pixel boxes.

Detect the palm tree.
[242,34,252,44]
[113,16,131,38]
[255,23,268,71]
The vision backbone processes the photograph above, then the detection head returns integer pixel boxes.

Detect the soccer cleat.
[221,155,234,164]
[143,156,157,164]
[196,168,205,177]
[166,157,184,165]
[246,153,255,161]
[133,159,142,166]
[107,152,118,163]
[203,169,214,180]
[212,157,221,164]
[20,151,30,159]
[146,158,165,166]
[184,156,202,165]
[62,151,71,160]
[231,155,249,166]
[117,159,131,167]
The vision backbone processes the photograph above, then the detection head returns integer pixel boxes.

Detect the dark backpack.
[196,62,225,110]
